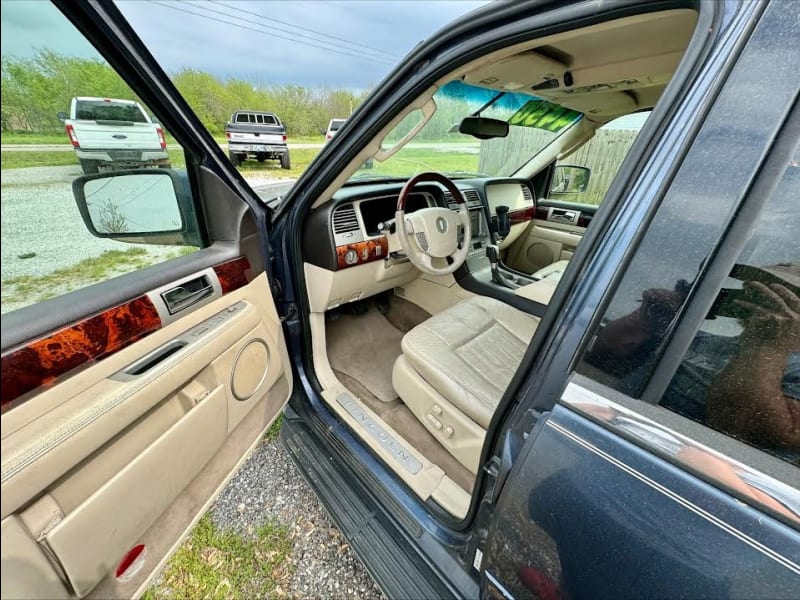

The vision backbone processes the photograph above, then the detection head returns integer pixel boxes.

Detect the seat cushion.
[401,296,539,428]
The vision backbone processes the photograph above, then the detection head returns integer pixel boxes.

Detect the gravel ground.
[0,165,294,289]
[0,165,182,281]
[210,433,385,600]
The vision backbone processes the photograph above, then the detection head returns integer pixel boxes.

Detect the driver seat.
[392,296,540,474]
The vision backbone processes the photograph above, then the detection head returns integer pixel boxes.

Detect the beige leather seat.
[392,296,539,473]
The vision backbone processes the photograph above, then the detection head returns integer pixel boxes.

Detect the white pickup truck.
[59,96,170,174]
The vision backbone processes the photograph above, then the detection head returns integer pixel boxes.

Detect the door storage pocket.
[43,385,227,597]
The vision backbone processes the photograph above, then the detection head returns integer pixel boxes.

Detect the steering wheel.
[395,172,471,276]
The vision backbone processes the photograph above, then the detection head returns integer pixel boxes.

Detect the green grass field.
[1,146,479,182]
[1,131,325,146]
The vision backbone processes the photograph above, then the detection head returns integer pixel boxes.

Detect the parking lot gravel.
[210,432,385,600]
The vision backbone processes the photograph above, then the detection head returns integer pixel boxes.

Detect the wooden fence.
[478,127,640,205]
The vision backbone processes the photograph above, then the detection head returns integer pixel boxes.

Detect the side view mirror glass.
[72,169,200,246]
[457,116,509,140]
[550,164,591,195]
[57,111,67,123]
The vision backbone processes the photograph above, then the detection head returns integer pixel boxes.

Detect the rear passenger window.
[660,149,799,464]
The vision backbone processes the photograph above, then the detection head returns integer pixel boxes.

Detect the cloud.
[2,0,488,89]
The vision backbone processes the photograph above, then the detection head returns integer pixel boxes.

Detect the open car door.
[0,2,294,598]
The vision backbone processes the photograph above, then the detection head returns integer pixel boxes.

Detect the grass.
[1,150,78,170]
[1,246,195,306]
[143,513,293,600]
[367,147,480,177]
[1,145,478,183]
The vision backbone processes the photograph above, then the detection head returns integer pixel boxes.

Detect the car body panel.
[482,402,800,600]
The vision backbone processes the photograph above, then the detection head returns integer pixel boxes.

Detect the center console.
[447,190,493,272]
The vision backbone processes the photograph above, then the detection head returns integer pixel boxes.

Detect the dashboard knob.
[344,248,359,265]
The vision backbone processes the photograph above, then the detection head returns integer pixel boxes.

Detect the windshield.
[74,100,148,123]
[349,80,582,181]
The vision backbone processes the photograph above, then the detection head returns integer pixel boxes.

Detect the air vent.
[521,185,533,204]
[445,188,482,210]
[332,203,359,234]
[463,189,482,209]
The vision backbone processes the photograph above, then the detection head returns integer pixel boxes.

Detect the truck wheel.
[80,159,99,175]
[280,153,291,170]
[228,151,242,167]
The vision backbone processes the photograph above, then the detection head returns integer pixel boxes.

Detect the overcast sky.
[2,0,487,89]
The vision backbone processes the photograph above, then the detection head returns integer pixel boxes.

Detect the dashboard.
[302,178,534,273]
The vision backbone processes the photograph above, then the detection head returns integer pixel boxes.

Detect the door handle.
[161,276,213,314]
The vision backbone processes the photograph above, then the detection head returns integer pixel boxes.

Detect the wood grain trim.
[336,238,388,269]
[508,206,537,225]
[1,296,161,413]
[213,256,252,294]
[0,256,255,412]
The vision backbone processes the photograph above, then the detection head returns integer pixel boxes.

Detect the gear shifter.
[496,205,511,240]
[486,244,512,288]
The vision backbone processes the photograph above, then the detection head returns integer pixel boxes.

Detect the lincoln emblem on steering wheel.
[394,172,471,276]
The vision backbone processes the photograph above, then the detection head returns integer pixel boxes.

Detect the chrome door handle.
[161,276,213,314]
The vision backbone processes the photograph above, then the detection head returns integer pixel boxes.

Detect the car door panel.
[1,258,292,598]
[482,395,800,600]
[505,203,595,273]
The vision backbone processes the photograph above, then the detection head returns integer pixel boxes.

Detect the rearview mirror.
[457,116,509,140]
[550,165,591,195]
[72,169,200,246]
[57,111,67,123]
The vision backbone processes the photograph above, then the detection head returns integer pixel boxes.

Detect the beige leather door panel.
[1,264,292,599]
[507,220,585,273]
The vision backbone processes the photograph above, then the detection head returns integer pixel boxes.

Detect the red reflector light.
[156,127,167,149]
[116,544,147,581]
[65,124,79,148]
[282,135,287,142]
[326,134,332,140]
[226,132,231,139]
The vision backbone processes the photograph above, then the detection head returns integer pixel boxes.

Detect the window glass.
[549,112,650,205]
[1,1,200,315]
[235,113,248,123]
[660,148,799,464]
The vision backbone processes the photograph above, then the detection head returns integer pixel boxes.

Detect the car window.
[235,113,248,123]
[74,99,149,123]
[659,148,799,464]
[0,2,201,315]
[549,112,650,205]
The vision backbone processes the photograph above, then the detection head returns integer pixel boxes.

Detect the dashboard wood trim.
[336,237,389,269]
[508,206,537,225]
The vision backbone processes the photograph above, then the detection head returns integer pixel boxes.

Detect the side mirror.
[57,111,67,123]
[550,165,591,195]
[457,116,509,140]
[72,169,201,246]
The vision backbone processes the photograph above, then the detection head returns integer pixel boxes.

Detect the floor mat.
[327,305,476,493]
[327,308,403,403]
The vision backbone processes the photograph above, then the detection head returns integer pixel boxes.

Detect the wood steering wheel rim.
[396,171,466,211]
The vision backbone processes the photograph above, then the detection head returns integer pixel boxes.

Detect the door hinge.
[280,303,298,323]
